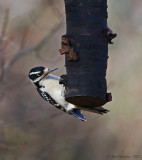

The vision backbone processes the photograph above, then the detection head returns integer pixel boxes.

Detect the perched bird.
[29,66,109,121]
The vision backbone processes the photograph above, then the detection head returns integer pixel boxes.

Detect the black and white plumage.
[28,66,109,121]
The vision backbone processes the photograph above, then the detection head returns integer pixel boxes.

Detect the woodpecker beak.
[43,68,58,75]
[48,68,58,73]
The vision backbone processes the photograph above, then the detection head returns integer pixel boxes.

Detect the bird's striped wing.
[37,89,66,111]
[37,89,86,121]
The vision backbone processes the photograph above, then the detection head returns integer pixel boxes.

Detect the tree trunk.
[63,0,109,107]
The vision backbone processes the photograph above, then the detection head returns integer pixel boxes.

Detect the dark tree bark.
[62,0,112,107]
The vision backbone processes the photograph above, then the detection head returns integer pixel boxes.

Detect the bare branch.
[0,8,10,44]
[0,17,65,78]
[0,8,10,78]
[19,27,29,50]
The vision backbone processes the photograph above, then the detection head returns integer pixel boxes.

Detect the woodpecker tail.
[70,109,86,121]
[75,106,109,115]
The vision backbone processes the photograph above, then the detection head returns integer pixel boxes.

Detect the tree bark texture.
[63,0,109,107]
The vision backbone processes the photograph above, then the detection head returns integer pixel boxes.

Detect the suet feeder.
[59,0,116,107]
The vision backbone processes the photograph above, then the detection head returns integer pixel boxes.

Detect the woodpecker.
[29,66,109,121]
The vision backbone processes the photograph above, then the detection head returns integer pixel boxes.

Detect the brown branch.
[0,8,10,44]
[19,27,29,50]
[0,8,10,78]
[0,17,64,78]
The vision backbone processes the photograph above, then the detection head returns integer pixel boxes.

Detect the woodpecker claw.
[59,75,68,85]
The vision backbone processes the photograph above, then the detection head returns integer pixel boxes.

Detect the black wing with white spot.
[37,89,66,112]
[37,89,86,121]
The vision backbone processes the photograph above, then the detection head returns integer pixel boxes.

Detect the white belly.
[39,79,74,110]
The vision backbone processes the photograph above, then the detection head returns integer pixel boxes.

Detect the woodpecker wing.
[37,89,86,121]
[37,89,66,111]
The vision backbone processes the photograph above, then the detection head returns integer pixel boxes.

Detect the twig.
[0,17,65,78]
[0,8,10,44]
[0,8,10,78]
[19,27,29,50]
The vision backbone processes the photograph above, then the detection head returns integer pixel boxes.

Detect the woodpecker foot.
[59,74,68,85]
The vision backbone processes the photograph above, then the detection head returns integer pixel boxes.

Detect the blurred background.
[0,0,142,159]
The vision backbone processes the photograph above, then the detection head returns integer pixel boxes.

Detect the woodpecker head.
[29,66,58,83]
